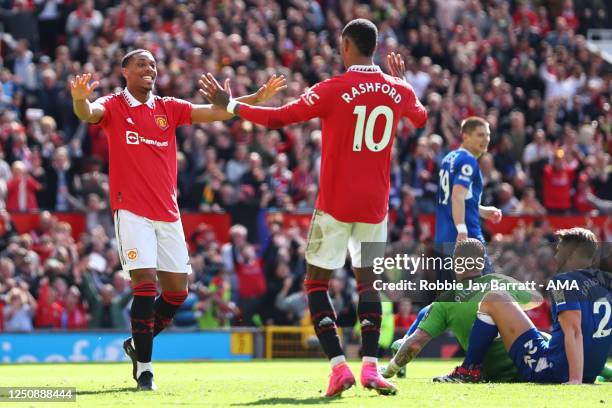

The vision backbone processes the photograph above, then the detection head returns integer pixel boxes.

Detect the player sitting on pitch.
[437,227,612,384]
[382,238,543,382]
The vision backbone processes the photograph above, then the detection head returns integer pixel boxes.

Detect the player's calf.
[153,289,188,336]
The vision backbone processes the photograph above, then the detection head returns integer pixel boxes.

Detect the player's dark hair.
[556,227,598,261]
[460,116,489,135]
[341,19,378,57]
[121,49,154,68]
[453,238,486,275]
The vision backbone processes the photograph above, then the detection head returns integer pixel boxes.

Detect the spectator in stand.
[515,187,546,216]
[394,298,417,333]
[496,182,520,215]
[3,286,36,332]
[57,286,88,330]
[573,172,595,213]
[542,149,575,214]
[6,161,41,211]
[234,245,266,326]
[42,147,79,211]
[34,277,63,328]
[79,269,132,329]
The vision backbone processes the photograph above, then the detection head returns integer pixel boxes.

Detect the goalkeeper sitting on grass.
[382,238,543,382]
[383,238,612,383]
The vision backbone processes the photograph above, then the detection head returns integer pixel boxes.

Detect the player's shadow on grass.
[232,397,333,405]
[75,387,135,395]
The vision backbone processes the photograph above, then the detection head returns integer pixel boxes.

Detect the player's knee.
[130,268,157,285]
[480,290,512,313]
[305,263,333,281]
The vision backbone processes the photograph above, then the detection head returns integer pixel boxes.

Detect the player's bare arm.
[196,73,286,119]
[479,205,502,224]
[558,310,584,384]
[451,184,469,241]
[71,73,105,123]
[382,329,432,378]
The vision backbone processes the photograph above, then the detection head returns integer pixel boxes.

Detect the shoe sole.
[364,381,398,396]
[324,379,355,398]
[122,340,137,381]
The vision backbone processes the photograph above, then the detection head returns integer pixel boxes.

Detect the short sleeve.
[549,276,581,312]
[164,97,192,127]
[453,155,478,189]
[417,303,447,337]
[93,95,114,126]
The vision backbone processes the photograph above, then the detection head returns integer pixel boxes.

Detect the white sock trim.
[362,356,378,364]
[330,355,346,368]
[136,361,153,378]
[476,311,495,325]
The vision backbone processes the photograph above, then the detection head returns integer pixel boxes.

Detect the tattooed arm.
[382,329,433,378]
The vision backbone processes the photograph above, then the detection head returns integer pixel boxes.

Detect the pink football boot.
[324,363,356,398]
[360,362,398,395]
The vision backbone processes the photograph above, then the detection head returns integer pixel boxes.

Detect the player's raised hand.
[199,73,231,108]
[254,74,287,103]
[387,52,406,79]
[70,73,99,100]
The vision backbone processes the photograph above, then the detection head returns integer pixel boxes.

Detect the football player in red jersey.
[201,19,427,397]
[71,49,286,391]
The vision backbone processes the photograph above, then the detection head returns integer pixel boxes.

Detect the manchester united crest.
[154,115,169,130]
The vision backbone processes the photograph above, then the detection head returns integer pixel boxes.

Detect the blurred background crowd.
[0,0,611,338]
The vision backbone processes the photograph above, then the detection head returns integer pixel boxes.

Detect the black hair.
[121,49,154,68]
[341,19,378,57]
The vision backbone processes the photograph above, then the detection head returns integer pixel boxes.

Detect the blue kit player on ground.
[439,227,612,384]
[434,117,501,281]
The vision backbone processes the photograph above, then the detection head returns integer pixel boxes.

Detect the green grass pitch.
[0,360,609,407]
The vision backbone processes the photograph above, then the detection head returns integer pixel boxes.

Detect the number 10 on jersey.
[352,105,394,152]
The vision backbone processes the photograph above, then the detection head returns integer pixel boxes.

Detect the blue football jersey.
[434,148,484,243]
[548,269,612,383]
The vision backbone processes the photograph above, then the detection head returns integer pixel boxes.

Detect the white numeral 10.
[352,105,394,152]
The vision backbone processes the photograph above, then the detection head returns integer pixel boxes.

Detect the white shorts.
[305,209,387,270]
[114,209,192,274]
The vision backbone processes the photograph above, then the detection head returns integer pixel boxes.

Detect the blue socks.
[462,312,498,369]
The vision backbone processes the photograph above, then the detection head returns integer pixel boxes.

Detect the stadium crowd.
[0,0,611,333]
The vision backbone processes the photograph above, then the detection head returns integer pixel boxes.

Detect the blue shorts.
[508,328,568,383]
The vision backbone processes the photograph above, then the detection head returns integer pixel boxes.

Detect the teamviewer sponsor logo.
[126,131,139,144]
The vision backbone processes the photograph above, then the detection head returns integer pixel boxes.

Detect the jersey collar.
[457,147,476,159]
[347,65,382,73]
[122,88,155,109]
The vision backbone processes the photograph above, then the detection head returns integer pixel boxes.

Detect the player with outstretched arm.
[201,19,427,397]
[71,49,286,391]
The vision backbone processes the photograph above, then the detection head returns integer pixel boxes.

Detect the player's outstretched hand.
[254,74,287,103]
[70,73,99,100]
[199,73,231,109]
[387,52,406,79]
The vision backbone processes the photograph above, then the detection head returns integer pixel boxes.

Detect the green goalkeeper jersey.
[418,273,534,382]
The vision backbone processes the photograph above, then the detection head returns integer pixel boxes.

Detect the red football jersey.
[95,89,192,221]
[239,65,427,223]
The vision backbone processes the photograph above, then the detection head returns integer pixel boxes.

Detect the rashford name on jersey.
[340,81,403,104]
